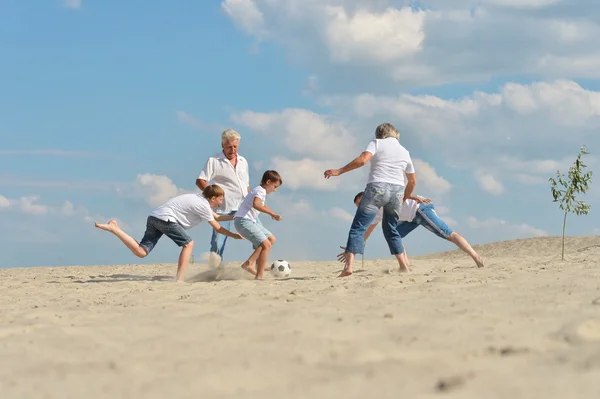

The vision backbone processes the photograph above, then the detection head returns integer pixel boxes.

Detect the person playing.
[324,122,416,277]
[196,129,250,260]
[233,170,283,280]
[94,185,243,282]
[338,192,485,269]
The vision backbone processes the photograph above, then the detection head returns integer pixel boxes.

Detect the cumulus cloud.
[413,159,452,196]
[330,207,353,222]
[221,0,600,86]
[474,171,505,195]
[125,174,190,208]
[0,195,10,208]
[269,157,341,191]
[232,108,359,161]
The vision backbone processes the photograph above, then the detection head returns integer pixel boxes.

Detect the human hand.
[336,246,346,263]
[324,169,341,179]
[272,214,283,221]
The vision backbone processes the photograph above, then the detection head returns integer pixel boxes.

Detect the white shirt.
[150,193,215,230]
[364,138,415,186]
[372,199,420,224]
[198,152,250,214]
[234,185,266,222]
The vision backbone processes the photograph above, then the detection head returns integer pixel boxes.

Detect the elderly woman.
[324,123,417,277]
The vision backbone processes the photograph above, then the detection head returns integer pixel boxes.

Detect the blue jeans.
[210,210,236,259]
[396,203,454,239]
[346,182,405,255]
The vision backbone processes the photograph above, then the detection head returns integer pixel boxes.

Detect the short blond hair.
[375,123,400,140]
[202,184,225,199]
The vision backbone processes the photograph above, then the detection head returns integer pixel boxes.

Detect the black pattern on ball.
[278,265,285,272]
[271,264,275,270]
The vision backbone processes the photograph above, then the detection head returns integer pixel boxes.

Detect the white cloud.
[467,216,547,238]
[413,159,452,196]
[0,149,90,157]
[64,0,82,9]
[19,196,50,215]
[270,157,341,191]
[474,171,505,195]
[483,0,558,7]
[176,111,204,130]
[0,195,11,208]
[232,108,358,161]
[324,6,425,63]
[330,207,353,222]
[221,1,600,85]
[126,174,190,208]
[222,0,266,37]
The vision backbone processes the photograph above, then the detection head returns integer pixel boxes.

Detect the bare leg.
[403,245,409,266]
[176,241,194,281]
[94,220,147,258]
[448,232,485,268]
[339,252,355,277]
[255,238,274,280]
[241,247,261,275]
[394,251,410,273]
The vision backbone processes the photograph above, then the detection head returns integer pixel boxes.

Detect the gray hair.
[221,129,241,143]
[375,123,400,140]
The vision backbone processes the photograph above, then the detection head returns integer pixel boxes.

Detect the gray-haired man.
[196,129,250,259]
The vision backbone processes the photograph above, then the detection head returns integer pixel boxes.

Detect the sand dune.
[1,236,600,398]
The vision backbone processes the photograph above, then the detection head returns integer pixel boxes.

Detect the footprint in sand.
[555,319,600,344]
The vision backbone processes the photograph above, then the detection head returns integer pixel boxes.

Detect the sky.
[1,0,599,268]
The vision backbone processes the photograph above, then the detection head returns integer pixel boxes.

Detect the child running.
[94,184,243,281]
[234,170,283,280]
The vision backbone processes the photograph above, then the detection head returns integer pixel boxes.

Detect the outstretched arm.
[208,220,243,239]
[196,179,209,191]
[324,152,373,178]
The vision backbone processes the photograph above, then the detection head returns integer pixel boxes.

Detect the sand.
[2,236,600,398]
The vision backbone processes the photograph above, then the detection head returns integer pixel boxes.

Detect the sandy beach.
[2,236,600,398]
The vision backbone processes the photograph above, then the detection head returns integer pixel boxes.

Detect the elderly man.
[196,129,250,259]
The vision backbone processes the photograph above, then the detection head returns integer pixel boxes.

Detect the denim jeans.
[396,203,454,240]
[210,210,236,259]
[346,182,405,255]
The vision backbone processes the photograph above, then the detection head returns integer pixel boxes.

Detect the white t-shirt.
[364,138,415,186]
[234,185,266,222]
[150,193,214,230]
[198,152,250,214]
[372,199,420,225]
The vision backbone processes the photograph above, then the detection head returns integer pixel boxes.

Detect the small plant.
[549,145,593,260]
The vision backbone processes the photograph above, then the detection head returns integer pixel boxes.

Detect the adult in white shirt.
[196,129,250,259]
[337,192,485,268]
[324,122,416,277]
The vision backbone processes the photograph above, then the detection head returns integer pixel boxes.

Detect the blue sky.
[1,0,599,268]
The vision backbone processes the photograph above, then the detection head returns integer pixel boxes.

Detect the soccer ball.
[270,260,292,278]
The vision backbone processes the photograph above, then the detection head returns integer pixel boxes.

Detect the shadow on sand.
[70,274,174,283]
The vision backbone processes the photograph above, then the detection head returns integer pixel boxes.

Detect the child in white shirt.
[94,184,243,281]
[234,170,283,279]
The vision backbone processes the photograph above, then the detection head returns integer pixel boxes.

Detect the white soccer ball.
[270,259,292,278]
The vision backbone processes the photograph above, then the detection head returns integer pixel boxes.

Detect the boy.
[234,170,283,280]
[338,192,485,269]
[94,184,243,282]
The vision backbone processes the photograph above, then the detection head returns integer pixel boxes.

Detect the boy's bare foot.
[255,275,264,280]
[94,219,119,232]
[241,261,257,275]
[475,256,486,268]
[398,265,410,273]
[338,269,352,277]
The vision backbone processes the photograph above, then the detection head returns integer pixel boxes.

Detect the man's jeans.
[346,182,406,255]
[210,210,236,259]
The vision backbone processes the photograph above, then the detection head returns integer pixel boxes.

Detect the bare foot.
[94,219,119,232]
[241,261,257,275]
[475,256,486,268]
[398,265,410,273]
[255,275,264,280]
[338,269,353,277]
